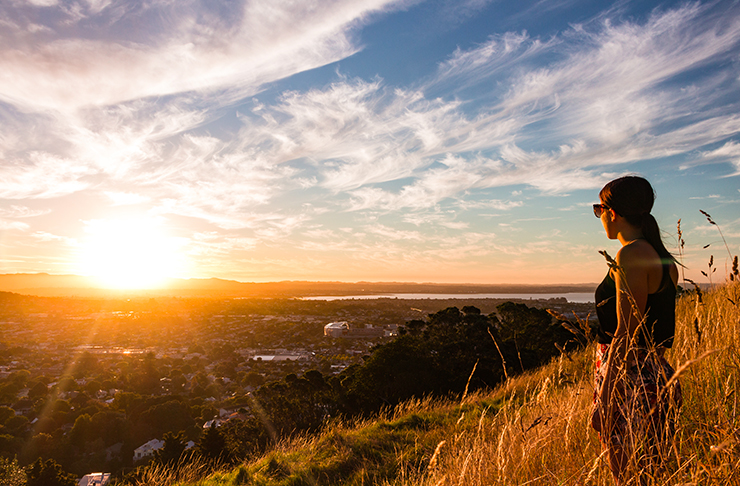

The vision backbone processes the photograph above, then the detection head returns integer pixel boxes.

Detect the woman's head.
[599,175,655,228]
[598,175,675,263]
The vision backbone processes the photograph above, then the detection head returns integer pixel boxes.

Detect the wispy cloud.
[207,1,740,218]
[0,219,29,231]
[700,140,740,175]
[0,205,51,218]
[0,0,405,110]
[0,151,93,199]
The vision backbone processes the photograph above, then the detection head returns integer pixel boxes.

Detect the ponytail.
[640,213,677,264]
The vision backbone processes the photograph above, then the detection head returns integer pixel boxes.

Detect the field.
[150,279,740,486]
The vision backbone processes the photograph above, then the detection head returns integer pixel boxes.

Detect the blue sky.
[0,0,739,287]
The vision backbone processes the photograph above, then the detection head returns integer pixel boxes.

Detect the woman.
[591,176,682,484]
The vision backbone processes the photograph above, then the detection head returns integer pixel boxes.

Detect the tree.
[131,353,160,395]
[197,424,229,463]
[0,405,15,425]
[169,370,186,392]
[27,381,48,400]
[69,414,91,448]
[4,415,29,434]
[8,370,30,387]
[0,456,25,486]
[89,411,128,446]
[242,372,265,388]
[137,400,194,439]
[462,305,482,315]
[84,380,102,397]
[154,431,187,465]
[25,458,76,486]
[495,301,573,370]
[74,352,99,378]
[303,370,326,390]
[339,334,439,413]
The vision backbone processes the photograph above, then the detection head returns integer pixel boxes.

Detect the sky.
[1,0,739,288]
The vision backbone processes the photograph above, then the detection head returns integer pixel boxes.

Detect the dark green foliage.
[27,381,48,400]
[339,335,439,413]
[0,434,22,456]
[130,352,160,395]
[198,424,229,463]
[135,399,194,441]
[220,418,268,460]
[242,371,265,388]
[68,414,91,448]
[339,302,578,414]
[4,415,29,434]
[89,411,128,447]
[339,306,502,412]
[216,301,577,460]
[154,431,188,465]
[25,458,76,486]
[250,370,339,435]
[494,302,575,371]
[0,406,15,425]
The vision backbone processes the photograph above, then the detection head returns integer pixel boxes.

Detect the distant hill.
[0,273,596,298]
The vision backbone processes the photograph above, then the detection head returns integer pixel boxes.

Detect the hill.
[0,273,595,298]
[148,280,739,486]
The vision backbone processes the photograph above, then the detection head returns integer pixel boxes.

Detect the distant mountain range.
[0,273,597,298]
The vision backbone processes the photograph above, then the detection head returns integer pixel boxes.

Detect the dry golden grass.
[390,280,740,486]
[164,279,740,486]
[126,455,218,486]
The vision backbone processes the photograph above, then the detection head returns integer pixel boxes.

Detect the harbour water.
[302,292,594,303]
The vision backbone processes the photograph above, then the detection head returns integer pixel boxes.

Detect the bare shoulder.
[615,240,658,269]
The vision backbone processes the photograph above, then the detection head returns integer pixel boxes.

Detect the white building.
[133,438,164,461]
[323,321,349,337]
[324,322,387,339]
[78,472,110,486]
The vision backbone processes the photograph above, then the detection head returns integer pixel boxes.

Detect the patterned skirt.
[592,343,682,456]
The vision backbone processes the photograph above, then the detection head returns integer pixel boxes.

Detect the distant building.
[324,322,388,339]
[133,438,164,461]
[324,321,349,337]
[203,418,223,429]
[78,472,111,486]
[252,354,306,361]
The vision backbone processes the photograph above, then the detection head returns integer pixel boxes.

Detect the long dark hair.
[599,175,676,264]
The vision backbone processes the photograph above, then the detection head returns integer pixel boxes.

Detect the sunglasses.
[593,203,610,218]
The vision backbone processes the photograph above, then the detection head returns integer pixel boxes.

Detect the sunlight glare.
[79,217,183,289]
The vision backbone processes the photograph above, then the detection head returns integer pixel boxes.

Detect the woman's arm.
[612,245,650,358]
[596,244,650,428]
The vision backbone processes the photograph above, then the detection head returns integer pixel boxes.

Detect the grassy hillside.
[137,280,739,486]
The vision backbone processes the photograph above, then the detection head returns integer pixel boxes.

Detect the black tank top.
[594,263,676,348]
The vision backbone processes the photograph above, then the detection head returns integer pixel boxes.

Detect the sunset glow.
[78,218,183,289]
[0,0,739,287]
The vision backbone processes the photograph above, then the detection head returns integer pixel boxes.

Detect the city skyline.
[1,0,739,289]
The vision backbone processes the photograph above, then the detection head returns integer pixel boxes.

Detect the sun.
[78,217,184,289]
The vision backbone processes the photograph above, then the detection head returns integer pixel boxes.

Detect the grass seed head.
[699,209,716,225]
